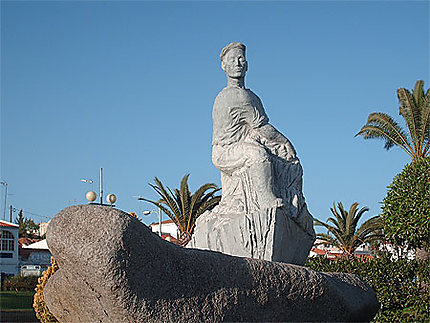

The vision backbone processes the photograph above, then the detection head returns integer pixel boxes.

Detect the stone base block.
[189,206,315,265]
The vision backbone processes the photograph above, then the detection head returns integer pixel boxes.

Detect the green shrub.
[306,256,430,322]
[2,275,39,292]
[382,157,430,252]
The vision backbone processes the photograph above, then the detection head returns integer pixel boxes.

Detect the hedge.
[2,275,39,292]
[306,256,430,322]
[381,157,430,252]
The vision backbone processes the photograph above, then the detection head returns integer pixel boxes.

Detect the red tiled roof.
[149,219,175,226]
[311,247,340,258]
[19,237,42,247]
[161,233,178,242]
[0,221,19,228]
[311,248,331,255]
[311,247,374,261]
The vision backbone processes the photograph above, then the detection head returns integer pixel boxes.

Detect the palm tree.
[314,202,383,258]
[356,80,430,162]
[141,174,221,246]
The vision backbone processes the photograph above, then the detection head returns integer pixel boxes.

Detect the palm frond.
[169,187,186,227]
[315,233,339,247]
[149,179,182,219]
[187,183,219,231]
[189,195,221,232]
[413,80,425,107]
[195,187,221,209]
[189,196,222,232]
[315,202,384,256]
[357,81,430,162]
[420,86,430,156]
[171,188,182,210]
[314,218,344,244]
[345,202,359,236]
[350,204,369,234]
[195,196,221,218]
[179,174,191,228]
[143,175,221,236]
[355,216,383,238]
[316,233,346,253]
[190,183,219,210]
[356,112,414,155]
[397,87,420,152]
[137,197,183,231]
[329,202,345,233]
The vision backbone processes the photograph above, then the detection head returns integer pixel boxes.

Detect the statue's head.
[220,42,248,79]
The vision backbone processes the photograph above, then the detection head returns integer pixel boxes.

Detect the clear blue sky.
[1,1,429,228]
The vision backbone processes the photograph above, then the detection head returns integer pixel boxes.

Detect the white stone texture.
[190,43,315,264]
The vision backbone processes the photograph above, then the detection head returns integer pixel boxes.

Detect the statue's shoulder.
[245,89,263,102]
[214,86,248,105]
[214,87,234,106]
[216,86,237,98]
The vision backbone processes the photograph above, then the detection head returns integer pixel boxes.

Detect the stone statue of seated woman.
[190,43,315,265]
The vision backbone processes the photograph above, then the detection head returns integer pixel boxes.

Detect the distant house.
[20,239,52,272]
[38,221,50,237]
[149,219,179,240]
[309,239,373,260]
[0,220,20,275]
[379,241,415,260]
[1,218,54,277]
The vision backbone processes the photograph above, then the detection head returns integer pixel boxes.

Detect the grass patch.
[0,291,34,311]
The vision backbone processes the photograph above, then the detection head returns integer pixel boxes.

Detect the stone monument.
[44,205,379,322]
[189,42,315,265]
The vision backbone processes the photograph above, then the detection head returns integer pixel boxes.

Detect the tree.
[356,80,430,260]
[356,80,430,162]
[141,174,221,246]
[15,209,40,238]
[314,202,383,257]
[381,157,430,260]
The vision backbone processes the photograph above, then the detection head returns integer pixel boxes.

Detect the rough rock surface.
[45,205,378,323]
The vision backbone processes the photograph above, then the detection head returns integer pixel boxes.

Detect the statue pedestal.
[189,206,315,265]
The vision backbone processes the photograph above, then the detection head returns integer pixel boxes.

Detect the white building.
[149,219,178,239]
[379,242,415,260]
[38,221,50,237]
[0,220,20,275]
[21,239,52,272]
[309,239,372,259]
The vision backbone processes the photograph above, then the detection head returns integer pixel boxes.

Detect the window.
[0,230,15,251]
[0,253,13,258]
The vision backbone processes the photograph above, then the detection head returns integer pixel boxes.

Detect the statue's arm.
[254,124,297,160]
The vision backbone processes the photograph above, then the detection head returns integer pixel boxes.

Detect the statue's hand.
[278,143,297,161]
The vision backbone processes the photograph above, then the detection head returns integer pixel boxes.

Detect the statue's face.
[222,48,247,79]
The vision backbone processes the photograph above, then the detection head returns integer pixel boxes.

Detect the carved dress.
[211,86,310,229]
[189,85,315,264]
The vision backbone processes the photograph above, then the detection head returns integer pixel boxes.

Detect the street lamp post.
[143,208,162,237]
[131,196,143,217]
[0,181,8,221]
[81,168,116,206]
[131,196,162,237]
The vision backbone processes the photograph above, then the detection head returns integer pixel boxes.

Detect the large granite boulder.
[45,205,378,322]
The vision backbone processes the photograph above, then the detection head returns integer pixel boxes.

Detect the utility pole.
[83,168,116,206]
[100,168,103,205]
[158,208,162,237]
[0,181,7,221]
